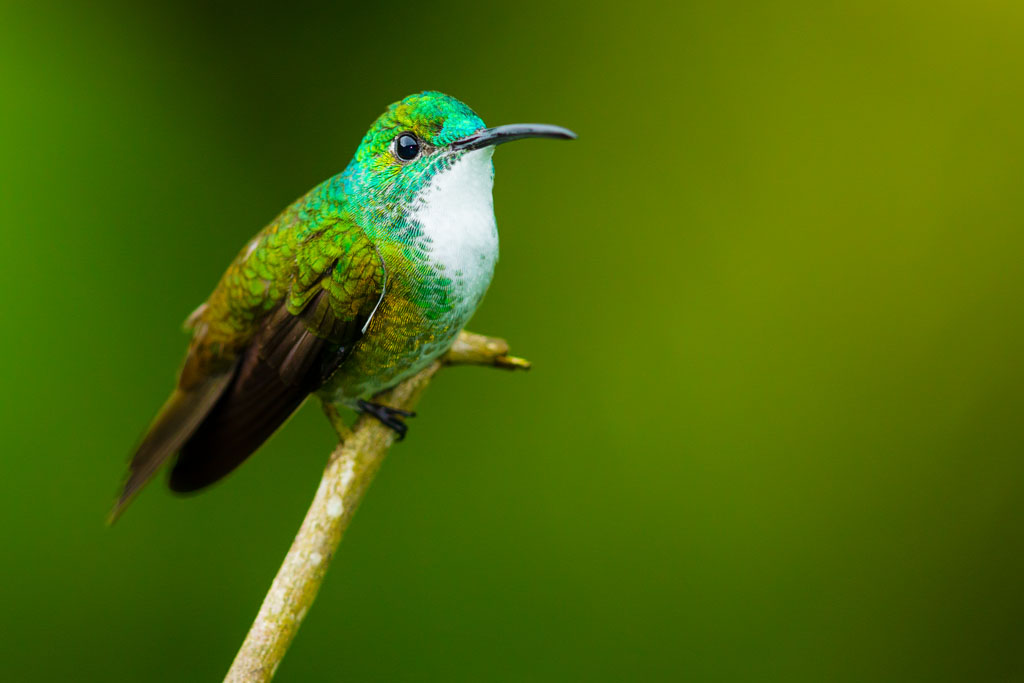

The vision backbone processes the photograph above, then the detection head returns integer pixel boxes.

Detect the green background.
[3,1,1024,680]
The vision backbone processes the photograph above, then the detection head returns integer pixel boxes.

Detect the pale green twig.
[224,331,529,682]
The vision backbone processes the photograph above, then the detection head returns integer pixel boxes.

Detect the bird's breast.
[323,149,500,402]
[409,147,499,316]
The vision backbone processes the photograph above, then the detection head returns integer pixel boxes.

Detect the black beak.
[451,123,577,151]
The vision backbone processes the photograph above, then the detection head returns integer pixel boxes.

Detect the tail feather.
[109,372,234,523]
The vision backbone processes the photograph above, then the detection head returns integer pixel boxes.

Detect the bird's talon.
[357,400,415,439]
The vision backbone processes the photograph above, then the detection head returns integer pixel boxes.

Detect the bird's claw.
[357,400,416,440]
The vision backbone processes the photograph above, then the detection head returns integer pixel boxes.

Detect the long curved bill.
[451,123,577,151]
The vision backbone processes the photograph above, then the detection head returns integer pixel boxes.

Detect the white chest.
[409,148,499,312]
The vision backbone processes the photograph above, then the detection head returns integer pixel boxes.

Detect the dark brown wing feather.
[169,291,361,492]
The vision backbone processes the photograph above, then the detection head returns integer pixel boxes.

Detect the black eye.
[395,133,420,161]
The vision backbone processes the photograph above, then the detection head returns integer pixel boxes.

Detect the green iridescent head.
[336,91,575,226]
[355,91,488,161]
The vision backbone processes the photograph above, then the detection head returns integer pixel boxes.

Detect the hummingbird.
[110,91,575,520]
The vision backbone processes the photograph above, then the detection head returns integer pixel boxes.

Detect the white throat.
[411,148,499,311]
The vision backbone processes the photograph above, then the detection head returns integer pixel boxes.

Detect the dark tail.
[109,373,234,523]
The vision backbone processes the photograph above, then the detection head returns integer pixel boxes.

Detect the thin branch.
[224,330,529,682]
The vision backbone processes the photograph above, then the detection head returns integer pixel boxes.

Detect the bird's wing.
[110,215,385,520]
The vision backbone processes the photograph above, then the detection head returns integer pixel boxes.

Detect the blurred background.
[3,1,1024,680]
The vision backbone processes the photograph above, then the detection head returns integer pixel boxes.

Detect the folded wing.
[110,217,385,521]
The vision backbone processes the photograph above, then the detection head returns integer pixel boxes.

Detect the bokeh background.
[3,1,1024,680]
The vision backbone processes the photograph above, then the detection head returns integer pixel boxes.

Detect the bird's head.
[338,91,575,231]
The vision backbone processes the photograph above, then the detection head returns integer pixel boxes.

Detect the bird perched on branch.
[111,91,574,520]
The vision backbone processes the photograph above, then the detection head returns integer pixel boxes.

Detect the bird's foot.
[357,400,416,440]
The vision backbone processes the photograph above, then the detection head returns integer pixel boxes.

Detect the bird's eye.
[394,133,420,161]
